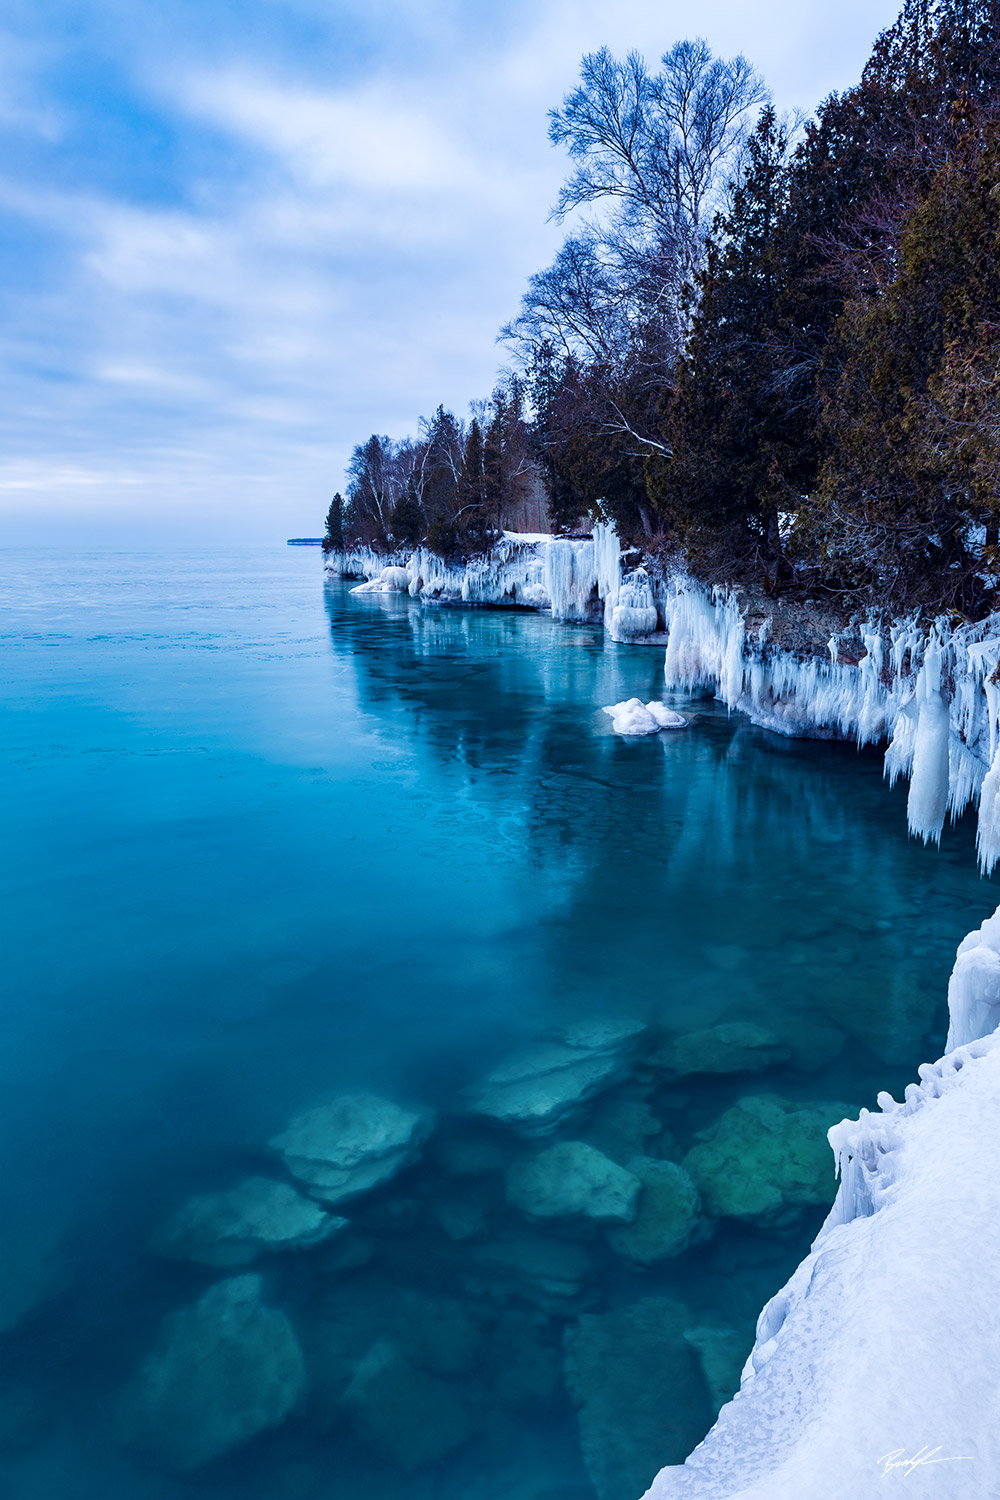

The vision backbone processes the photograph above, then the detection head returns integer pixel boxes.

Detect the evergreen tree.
[322,493,345,554]
[389,477,425,548]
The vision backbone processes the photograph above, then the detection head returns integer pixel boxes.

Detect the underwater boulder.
[564,1298,712,1500]
[118,1274,306,1470]
[607,1158,703,1265]
[507,1141,641,1225]
[269,1092,430,1206]
[150,1176,347,1267]
[343,1338,474,1469]
[683,1094,853,1229]
[655,1022,791,1077]
[464,1026,640,1137]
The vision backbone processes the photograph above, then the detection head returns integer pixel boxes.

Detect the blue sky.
[0,0,902,545]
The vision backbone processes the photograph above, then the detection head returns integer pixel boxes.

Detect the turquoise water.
[0,546,993,1500]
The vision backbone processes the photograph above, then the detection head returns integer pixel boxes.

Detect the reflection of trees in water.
[326,585,989,1073]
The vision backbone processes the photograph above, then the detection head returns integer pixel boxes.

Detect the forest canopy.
[327,0,1000,620]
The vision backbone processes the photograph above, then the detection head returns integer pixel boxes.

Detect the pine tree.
[322,493,345,553]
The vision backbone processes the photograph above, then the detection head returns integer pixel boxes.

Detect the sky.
[0,0,904,546]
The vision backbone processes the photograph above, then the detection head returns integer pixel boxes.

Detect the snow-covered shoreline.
[643,906,1000,1500]
[326,531,1000,872]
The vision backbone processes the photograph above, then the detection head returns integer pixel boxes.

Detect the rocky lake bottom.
[0,547,994,1500]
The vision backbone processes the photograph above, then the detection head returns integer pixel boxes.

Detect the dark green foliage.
[390,479,425,548]
[322,493,345,554]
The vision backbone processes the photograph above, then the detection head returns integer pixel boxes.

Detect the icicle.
[906,636,951,844]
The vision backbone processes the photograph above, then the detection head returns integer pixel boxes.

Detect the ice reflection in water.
[0,549,992,1500]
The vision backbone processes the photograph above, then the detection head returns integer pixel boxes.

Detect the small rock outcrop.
[269,1092,429,1205]
[150,1177,347,1267]
[118,1275,306,1470]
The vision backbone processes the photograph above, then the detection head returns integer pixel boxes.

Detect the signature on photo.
[877,1446,973,1478]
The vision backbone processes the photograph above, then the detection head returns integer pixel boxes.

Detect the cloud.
[0,0,904,545]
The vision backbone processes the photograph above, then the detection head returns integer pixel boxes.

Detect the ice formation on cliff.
[328,530,1000,870]
[644,905,1000,1500]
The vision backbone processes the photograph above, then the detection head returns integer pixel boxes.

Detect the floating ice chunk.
[602,699,660,735]
[602,699,688,734]
[644,702,688,730]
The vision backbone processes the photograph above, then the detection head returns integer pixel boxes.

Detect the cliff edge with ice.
[327,530,1000,873]
[643,906,1000,1500]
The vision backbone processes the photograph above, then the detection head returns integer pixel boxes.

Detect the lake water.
[0,546,993,1500]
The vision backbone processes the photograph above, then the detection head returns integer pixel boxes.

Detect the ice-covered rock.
[564,1298,712,1500]
[945,904,1000,1050]
[603,698,688,734]
[645,701,688,729]
[507,1141,641,1224]
[269,1093,429,1205]
[350,565,411,594]
[150,1177,348,1267]
[683,1095,851,1229]
[464,1038,631,1136]
[656,1022,791,1077]
[647,914,1000,1497]
[344,1338,474,1470]
[118,1275,306,1470]
[607,1158,702,1265]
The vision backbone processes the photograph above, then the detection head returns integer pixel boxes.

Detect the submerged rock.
[344,1338,474,1470]
[507,1142,640,1224]
[563,1298,712,1500]
[270,1093,429,1205]
[682,1323,749,1413]
[683,1094,852,1228]
[471,1236,594,1304]
[118,1274,306,1470]
[464,1025,640,1136]
[151,1177,347,1267]
[656,1022,791,1077]
[607,1158,702,1265]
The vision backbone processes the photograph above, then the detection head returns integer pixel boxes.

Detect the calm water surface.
[0,547,992,1500]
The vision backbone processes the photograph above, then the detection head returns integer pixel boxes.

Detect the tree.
[322,493,345,554]
[389,477,425,548]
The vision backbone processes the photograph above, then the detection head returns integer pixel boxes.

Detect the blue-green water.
[0,547,993,1500]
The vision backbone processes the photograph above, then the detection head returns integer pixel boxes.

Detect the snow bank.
[645,908,1000,1500]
